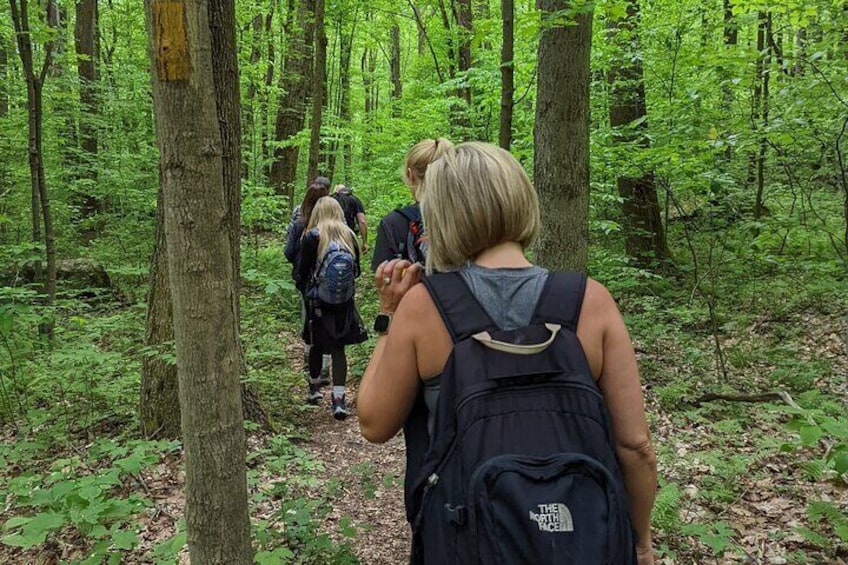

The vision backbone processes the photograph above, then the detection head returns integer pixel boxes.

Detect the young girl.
[296,197,368,419]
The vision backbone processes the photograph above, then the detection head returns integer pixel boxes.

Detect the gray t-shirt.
[423,262,549,435]
[458,262,549,330]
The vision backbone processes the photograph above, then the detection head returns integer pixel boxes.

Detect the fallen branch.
[693,390,802,410]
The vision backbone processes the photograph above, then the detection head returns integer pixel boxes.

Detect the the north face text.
[528,503,574,533]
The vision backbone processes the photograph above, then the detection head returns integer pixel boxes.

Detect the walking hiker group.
[284,140,657,564]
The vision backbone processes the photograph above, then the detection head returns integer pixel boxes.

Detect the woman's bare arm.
[586,279,657,554]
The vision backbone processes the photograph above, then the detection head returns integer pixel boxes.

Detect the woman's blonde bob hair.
[306,197,357,258]
[420,142,540,274]
[403,137,454,199]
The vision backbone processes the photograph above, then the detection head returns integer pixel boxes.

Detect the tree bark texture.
[307,0,326,182]
[10,0,57,337]
[144,0,253,562]
[271,0,314,200]
[499,0,514,149]
[140,185,180,439]
[74,0,101,227]
[534,0,592,273]
[607,0,667,267]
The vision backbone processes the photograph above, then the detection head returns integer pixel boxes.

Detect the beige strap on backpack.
[471,323,562,355]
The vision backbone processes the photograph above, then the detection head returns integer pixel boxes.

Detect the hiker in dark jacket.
[359,143,656,565]
[285,181,330,381]
[332,184,368,254]
[370,138,453,272]
[297,197,367,419]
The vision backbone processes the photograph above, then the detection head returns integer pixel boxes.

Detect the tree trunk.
[74,0,101,232]
[534,0,592,273]
[748,12,765,188]
[270,0,314,200]
[144,0,253,562]
[607,0,667,267]
[340,23,353,186]
[0,45,8,117]
[254,9,275,179]
[793,27,806,76]
[755,12,771,218]
[244,13,263,178]
[723,0,737,46]
[499,0,514,150]
[307,0,326,182]
[10,0,56,338]
[456,0,473,134]
[361,47,376,161]
[390,22,402,116]
[140,185,180,439]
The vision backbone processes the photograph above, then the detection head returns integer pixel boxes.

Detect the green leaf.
[831,451,848,476]
[3,516,31,531]
[835,524,848,543]
[799,425,823,446]
[112,529,138,550]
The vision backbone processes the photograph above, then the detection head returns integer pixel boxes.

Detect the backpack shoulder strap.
[531,271,588,331]
[395,204,420,223]
[421,272,495,343]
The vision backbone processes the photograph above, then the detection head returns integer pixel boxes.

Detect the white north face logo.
[529,503,574,533]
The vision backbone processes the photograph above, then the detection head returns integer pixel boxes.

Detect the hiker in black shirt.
[332,185,368,254]
[371,138,454,272]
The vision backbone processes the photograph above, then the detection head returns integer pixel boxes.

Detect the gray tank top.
[422,263,549,436]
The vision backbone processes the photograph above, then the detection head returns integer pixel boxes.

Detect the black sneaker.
[319,367,331,386]
[331,395,349,421]
[306,382,322,404]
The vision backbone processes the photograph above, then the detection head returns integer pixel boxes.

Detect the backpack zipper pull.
[427,473,439,486]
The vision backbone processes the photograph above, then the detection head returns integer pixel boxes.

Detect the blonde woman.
[370,137,454,271]
[296,197,367,418]
[359,143,656,564]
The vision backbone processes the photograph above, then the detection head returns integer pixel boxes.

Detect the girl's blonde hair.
[307,197,358,258]
[403,137,454,199]
[420,142,540,274]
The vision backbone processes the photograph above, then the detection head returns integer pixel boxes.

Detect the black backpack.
[396,204,428,264]
[405,271,637,565]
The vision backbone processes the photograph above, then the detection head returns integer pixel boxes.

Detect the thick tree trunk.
[140,185,180,439]
[307,0,326,182]
[74,0,100,232]
[534,0,592,273]
[607,0,667,267]
[10,0,56,337]
[270,0,314,200]
[144,0,253,562]
[499,0,514,150]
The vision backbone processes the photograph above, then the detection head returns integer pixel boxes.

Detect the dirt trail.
[301,383,411,564]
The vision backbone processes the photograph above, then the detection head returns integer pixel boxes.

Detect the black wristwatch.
[374,313,392,335]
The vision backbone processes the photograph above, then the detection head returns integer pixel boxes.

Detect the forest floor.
[0,280,846,564]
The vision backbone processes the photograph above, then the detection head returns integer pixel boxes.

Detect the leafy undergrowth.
[0,239,846,563]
